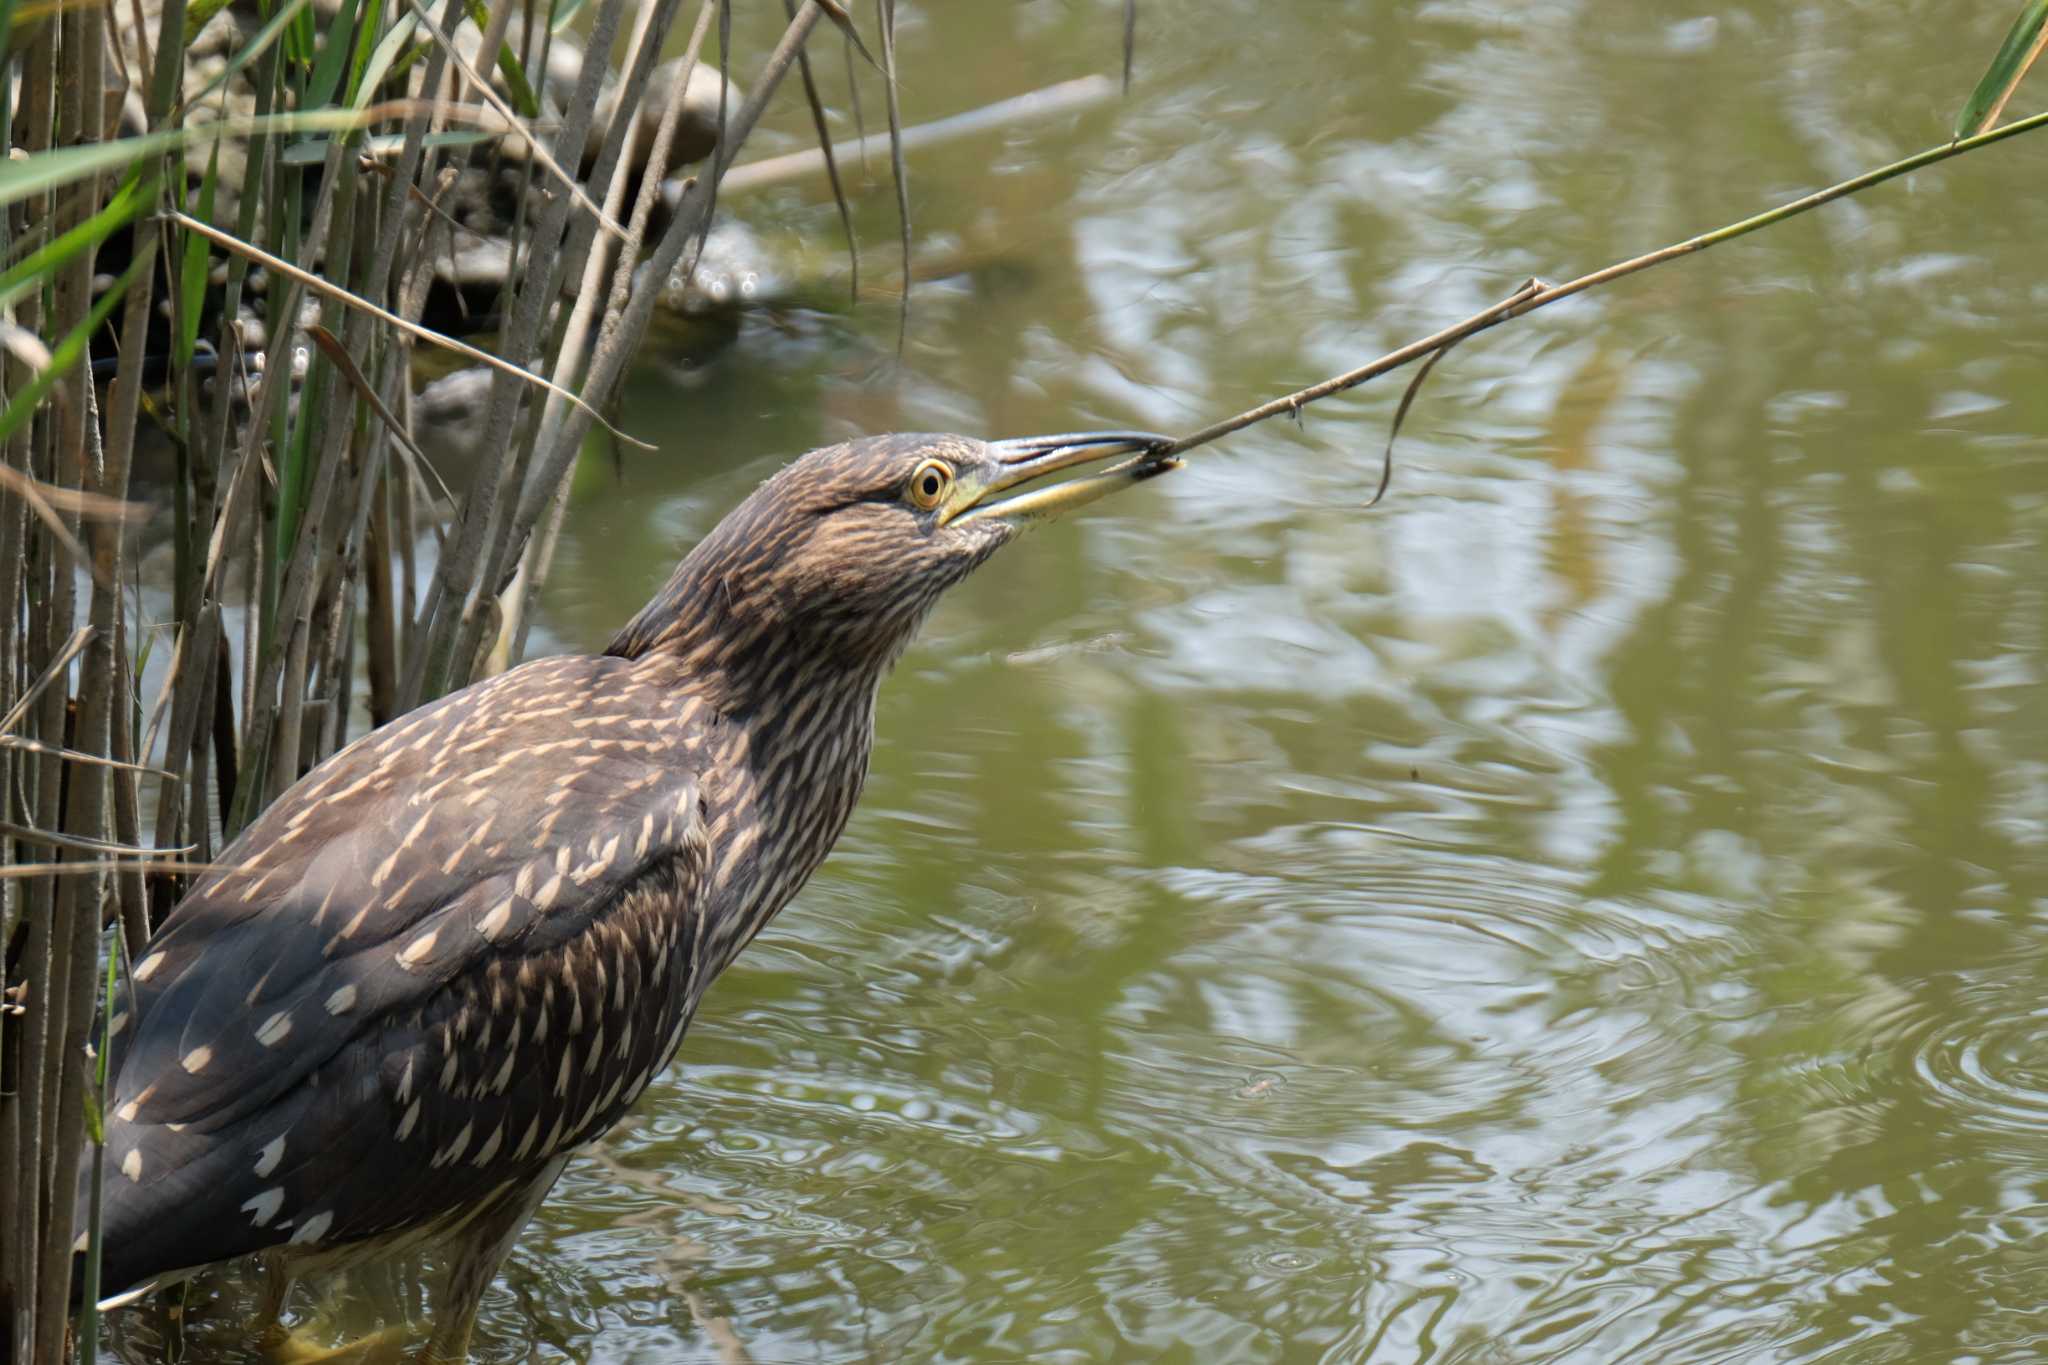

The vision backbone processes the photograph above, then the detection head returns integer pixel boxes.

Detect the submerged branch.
[704,74,1115,199]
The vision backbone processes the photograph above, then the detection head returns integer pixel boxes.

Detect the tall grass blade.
[344,0,387,99]
[548,0,588,34]
[0,0,21,75]
[409,0,624,238]
[170,210,653,446]
[304,322,456,521]
[0,136,183,210]
[287,0,319,67]
[174,142,220,367]
[0,256,147,449]
[303,0,365,111]
[785,0,856,300]
[0,171,153,315]
[1957,0,2048,137]
[878,0,909,349]
[813,0,875,71]
[282,128,488,162]
[463,0,541,118]
[75,944,124,1365]
[353,9,422,105]
[0,106,447,208]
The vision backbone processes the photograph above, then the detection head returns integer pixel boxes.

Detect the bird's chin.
[958,516,1024,550]
[938,516,1022,575]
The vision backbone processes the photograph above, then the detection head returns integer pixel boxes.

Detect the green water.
[520,4,2048,1361]
[131,1,2048,1360]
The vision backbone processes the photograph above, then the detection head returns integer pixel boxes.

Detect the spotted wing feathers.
[95,654,712,1293]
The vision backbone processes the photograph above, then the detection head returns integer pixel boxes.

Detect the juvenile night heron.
[88,430,1175,1360]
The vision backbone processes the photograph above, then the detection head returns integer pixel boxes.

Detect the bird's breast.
[693,701,876,977]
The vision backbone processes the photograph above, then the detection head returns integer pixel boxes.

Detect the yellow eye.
[907,459,953,511]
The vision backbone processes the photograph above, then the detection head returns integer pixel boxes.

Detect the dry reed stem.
[0,465,147,522]
[498,0,722,667]
[402,0,628,241]
[512,3,828,552]
[168,211,650,449]
[401,0,644,707]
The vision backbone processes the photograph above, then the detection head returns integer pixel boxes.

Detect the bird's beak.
[948,431,1181,527]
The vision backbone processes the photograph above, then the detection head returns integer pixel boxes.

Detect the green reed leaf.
[0,256,148,447]
[176,141,221,368]
[1957,1,2048,138]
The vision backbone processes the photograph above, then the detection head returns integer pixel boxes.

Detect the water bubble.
[1256,1248,1316,1274]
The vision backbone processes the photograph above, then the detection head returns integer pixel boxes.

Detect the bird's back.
[95,651,718,1293]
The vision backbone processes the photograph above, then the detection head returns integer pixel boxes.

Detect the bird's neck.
[617,603,899,727]
[607,546,923,719]
[610,545,935,984]
[619,580,894,988]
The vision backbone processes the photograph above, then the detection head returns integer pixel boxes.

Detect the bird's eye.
[907,459,953,511]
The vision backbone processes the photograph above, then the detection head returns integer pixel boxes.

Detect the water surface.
[511,4,2048,1361]
[143,1,2048,1359]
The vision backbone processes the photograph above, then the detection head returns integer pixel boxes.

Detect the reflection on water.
[123,1,2048,1360]
[513,3,2048,1361]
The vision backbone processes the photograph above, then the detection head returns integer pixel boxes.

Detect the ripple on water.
[1909,999,2048,1142]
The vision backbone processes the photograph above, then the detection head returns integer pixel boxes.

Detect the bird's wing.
[97,653,713,1285]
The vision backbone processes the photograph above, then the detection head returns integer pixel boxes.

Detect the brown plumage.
[89,429,1172,1358]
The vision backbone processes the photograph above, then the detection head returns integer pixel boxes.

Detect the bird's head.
[610,430,1176,679]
